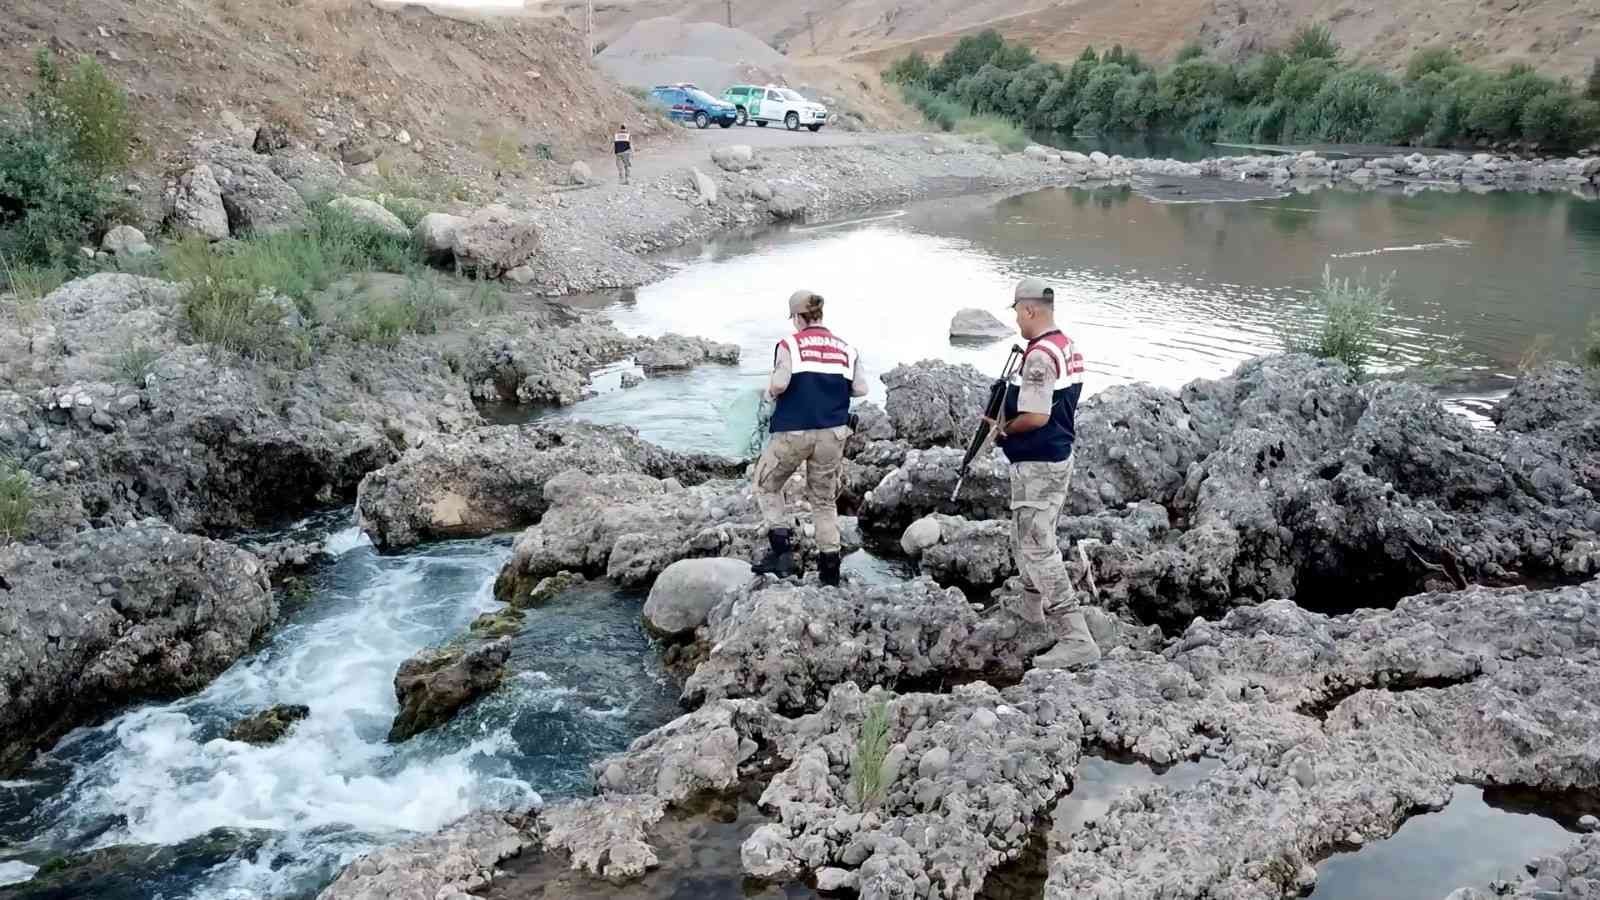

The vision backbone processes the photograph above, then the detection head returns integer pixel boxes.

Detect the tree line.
[885,27,1600,150]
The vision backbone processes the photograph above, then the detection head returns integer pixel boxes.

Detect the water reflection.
[549,185,1598,454]
[1313,783,1597,899]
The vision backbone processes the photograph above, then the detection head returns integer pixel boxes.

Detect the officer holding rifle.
[982,277,1101,670]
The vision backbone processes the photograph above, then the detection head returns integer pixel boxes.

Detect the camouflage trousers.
[615,150,632,181]
[1010,456,1076,610]
[754,426,849,552]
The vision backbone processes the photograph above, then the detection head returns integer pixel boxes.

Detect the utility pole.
[586,0,594,58]
[805,11,816,54]
[724,0,732,27]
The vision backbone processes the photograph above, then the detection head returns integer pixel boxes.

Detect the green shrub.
[848,701,891,811]
[1589,58,1600,102]
[1310,68,1398,141]
[1281,265,1394,379]
[1078,63,1129,123]
[1585,317,1600,369]
[1520,90,1582,145]
[1237,51,1288,103]
[884,51,932,86]
[1,251,65,348]
[114,343,161,385]
[343,270,455,347]
[27,52,135,178]
[1406,47,1460,83]
[929,30,1006,92]
[1176,42,1206,63]
[0,457,32,544]
[1286,24,1339,62]
[1274,58,1339,104]
[0,121,118,268]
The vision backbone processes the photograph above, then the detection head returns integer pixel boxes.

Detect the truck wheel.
[736,107,748,126]
[756,120,767,127]
[694,111,709,129]
[785,112,800,131]
[807,124,823,132]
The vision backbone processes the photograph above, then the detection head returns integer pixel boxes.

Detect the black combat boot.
[752,528,798,578]
[818,551,842,587]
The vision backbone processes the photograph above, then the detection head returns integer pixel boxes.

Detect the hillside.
[575,0,1600,80]
[0,0,672,193]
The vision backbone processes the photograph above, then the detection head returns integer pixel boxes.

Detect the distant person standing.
[613,124,632,185]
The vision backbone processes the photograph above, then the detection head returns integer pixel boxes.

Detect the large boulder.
[570,160,593,185]
[329,195,408,239]
[631,333,740,372]
[315,810,538,900]
[100,225,152,257]
[881,361,994,449]
[415,212,465,264]
[203,142,310,236]
[495,470,862,595]
[948,308,1012,343]
[168,163,229,241]
[691,168,718,205]
[0,524,275,774]
[355,423,743,549]
[643,558,754,637]
[388,637,511,742]
[711,144,756,172]
[452,204,542,278]
[225,703,310,745]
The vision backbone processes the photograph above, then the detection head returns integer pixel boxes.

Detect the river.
[3,181,1597,898]
[549,182,1600,454]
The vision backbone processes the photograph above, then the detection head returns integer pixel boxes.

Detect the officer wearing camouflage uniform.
[991,277,1101,669]
[751,290,868,586]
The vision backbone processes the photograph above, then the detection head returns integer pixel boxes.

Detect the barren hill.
[575,0,1599,80]
[0,0,670,189]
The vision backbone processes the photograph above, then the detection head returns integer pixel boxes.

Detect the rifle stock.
[950,344,1025,502]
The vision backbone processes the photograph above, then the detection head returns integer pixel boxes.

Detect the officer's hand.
[982,416,1005,441]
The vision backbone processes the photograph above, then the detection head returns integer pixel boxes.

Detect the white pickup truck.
[721,84,829,132]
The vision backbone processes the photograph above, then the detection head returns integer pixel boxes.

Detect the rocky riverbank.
[312,355,1600,900]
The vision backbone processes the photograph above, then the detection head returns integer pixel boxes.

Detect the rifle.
[951,343,1025,502]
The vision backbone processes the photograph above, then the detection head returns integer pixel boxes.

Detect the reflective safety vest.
[769,326,856,433]
[1001,330,1084,463]
[614,132,631,153]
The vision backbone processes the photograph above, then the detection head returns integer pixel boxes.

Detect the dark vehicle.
[647,84,738,129]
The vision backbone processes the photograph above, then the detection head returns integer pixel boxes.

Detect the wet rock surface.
[881,361,994,450]
[225,703,311,745]
[315,809,538,900]
[388,637,512,743]
[631,332,741,372]
[0,523,275,775]
[355,422,743,549]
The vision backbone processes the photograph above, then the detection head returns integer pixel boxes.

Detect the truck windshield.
[687,89,720,104]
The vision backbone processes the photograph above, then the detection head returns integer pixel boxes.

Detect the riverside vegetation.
[886,26,1600,151]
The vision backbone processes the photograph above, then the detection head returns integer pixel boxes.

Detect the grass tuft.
[1281,265,1394,379]
[848,700,892,811]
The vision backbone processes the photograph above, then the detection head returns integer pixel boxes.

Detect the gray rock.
[769,190,806,221]
[169,164,229,241]
[415,212,465,264]
[503,265,536,285]
[881,360,993,449]
[329,195,408,239]
[591,699,773,802]
[266,151,345,199]
[315,810,537,900]
[0,524,274,774]
[356,423,742,551]
[917,745,950,778]
[816,866,858,892]
[632,333,741,371]
[452,204,541,278]
[387,637,511,742]
[1582,814,1599,832]
[1023,144,1052,161]
[226,703,310,745]
[203,142,310,236]
[543,795,665,883]
[251,121,290,154]
[712,144,756,172]
[900,515,943,556]
[100,225,152,256]
[750,180,775,202]
[691,168,718,205]
[570,160,593,185]
[497,470,860,592]
[948,308,1013,342]
[644,557,754,637]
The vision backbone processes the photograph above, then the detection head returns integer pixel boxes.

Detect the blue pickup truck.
[647,84,738,129]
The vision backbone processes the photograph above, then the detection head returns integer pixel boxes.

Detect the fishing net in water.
[722,388,774,457]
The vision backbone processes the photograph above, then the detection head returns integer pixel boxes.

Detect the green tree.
[1106,44,1125,66]
[27,50,134,177]
[1078,63,1130,126]
[1238,50,1287,102]
[1309,68,1397,141]
[930,30,1006,91]
[991,42,1036,70]
[1035,79,1078,132]
[1004,62,1057,122]
[1176,41,1206,63]
[1286,24,1339,62]
[1589,58,1600,101]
